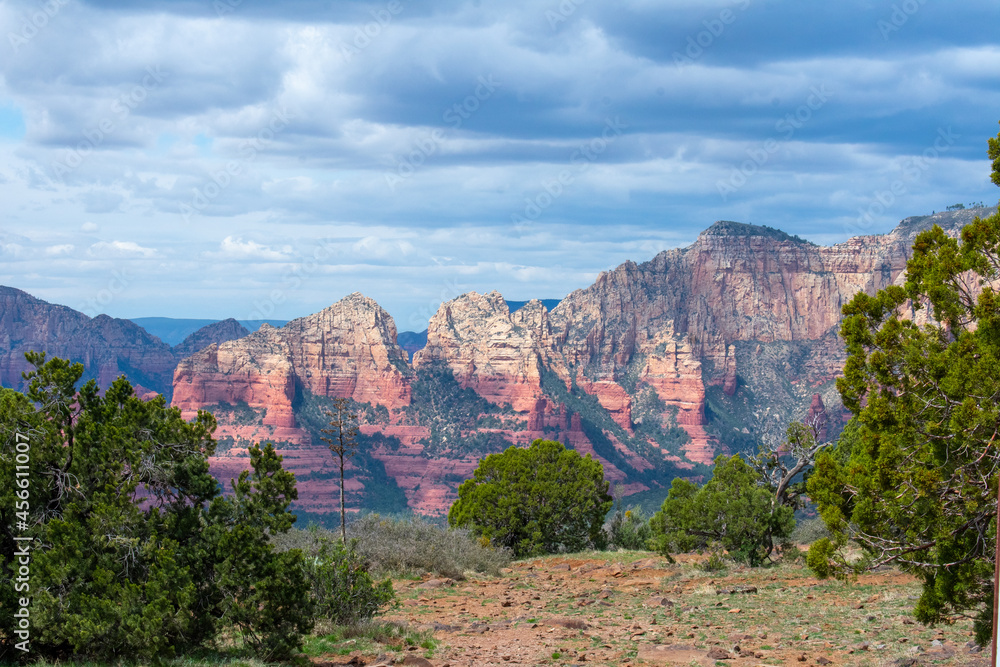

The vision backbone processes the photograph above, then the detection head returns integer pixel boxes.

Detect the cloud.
[0,0,997,326]
[44,244,74,256]
[79,190,125,214]
[213,235,291,261]
[88,240,158,258]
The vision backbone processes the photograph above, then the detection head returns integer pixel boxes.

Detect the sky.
[0,0,998,332]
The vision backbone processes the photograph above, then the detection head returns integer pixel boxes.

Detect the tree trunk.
[340,450,346,545]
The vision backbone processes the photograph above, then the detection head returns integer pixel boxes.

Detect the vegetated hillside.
[170,207,997,517]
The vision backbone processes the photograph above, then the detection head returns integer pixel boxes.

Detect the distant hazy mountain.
[129,317,289,346]
[0,300,278,398]
[506,299,562,312]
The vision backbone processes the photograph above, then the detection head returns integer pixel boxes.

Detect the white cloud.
[0,0,996,325]
[88,240,158,258]
[214,235,290,261]
[44,244,74,256]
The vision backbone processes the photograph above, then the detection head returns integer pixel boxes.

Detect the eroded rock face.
[173,324,297,428]
[414,292,550,412]
[282,292,412,409]
[173,293,411,424]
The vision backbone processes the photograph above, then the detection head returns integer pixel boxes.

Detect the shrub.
[0,353,320,662]
[276,515,512,578]
[806,538,837,579]
[606,504,652,551]
[305,538,394,625]
[448,439,613,558]
[701,550,729,573]
[790,517,831,544]
[649,454,795,566]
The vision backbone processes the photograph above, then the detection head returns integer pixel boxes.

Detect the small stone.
[401,658,433,667]
[644,596,673,607]
[706,648,731,660]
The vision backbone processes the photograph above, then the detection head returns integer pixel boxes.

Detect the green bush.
[806,538,837,579]
[305,539,394,625]
[0,353,323,662]
[606,504,652,551]
[448,439,612,558]
[649,454,795,566]
[701,550,729,573]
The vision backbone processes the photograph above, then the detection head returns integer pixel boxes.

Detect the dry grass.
[274,514,512,579]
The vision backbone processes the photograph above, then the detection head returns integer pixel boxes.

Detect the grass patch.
[304,620,436,658]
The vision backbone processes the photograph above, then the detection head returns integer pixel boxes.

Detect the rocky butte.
[165,207,995,517]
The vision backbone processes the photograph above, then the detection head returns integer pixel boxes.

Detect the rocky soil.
[310,552,989,667]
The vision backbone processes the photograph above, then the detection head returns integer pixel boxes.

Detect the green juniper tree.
[807,122,1000,644]
[649,453,796,566]
[0,352,385,661]
[448,439,612,557]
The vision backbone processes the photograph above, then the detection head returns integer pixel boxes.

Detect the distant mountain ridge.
[0,294,251,399]
[129,317,289,346]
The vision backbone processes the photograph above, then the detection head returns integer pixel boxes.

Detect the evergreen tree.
[448,439,611,557]
[807,122,1000,643]
[649,453,795,566]
[0,353,344,661]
